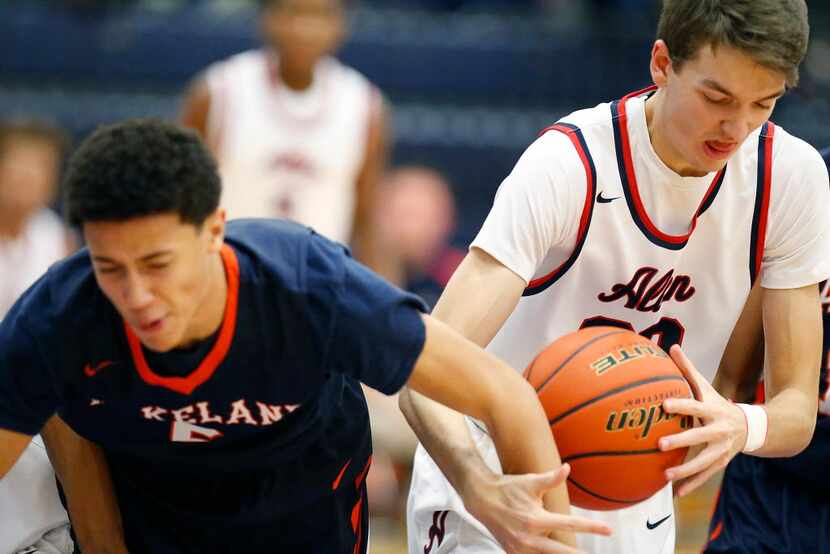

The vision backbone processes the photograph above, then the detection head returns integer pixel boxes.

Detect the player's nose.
[122,273,155,311]
[719,113,752,145]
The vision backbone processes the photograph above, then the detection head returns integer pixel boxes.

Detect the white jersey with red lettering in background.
[204,49,375,244]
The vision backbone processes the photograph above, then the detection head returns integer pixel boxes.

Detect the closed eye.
[703,93,729,105]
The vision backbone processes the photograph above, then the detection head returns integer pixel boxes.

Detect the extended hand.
[659,345,748,497]
[463,463,612,554]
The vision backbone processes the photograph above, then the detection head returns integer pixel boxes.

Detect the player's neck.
[277,62,316,92]
[0,211,26,240]
[644,91,707,178]
[178,252,228,349]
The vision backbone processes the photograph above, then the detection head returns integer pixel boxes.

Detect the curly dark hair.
[63,119,221,227]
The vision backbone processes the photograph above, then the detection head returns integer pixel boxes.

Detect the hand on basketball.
[464,463,612,554]
[658,345,748,497]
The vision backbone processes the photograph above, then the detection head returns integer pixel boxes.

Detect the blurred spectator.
[0,120,74,316]
[0,120,75,554]
[374,165,464,308]
[362,165,463,524]
[181,0,388,271]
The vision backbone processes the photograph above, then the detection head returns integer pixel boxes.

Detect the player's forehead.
[680,43,787,100]
[84,213,200,261]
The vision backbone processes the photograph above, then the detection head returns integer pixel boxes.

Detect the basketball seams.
[547,375,688,426]
[563,448,661,462]
[567,475,657,506]
[531,329,629,393]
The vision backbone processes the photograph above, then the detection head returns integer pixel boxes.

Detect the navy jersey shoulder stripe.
[749,122,775,284]
[611,93,726,251]
[523,123,597,297]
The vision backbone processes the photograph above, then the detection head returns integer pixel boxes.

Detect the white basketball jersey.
[0,210,67,319]
[407,88,830,554]
[0,211,70,552]
[205,50,374,243]
[486,89,777,384]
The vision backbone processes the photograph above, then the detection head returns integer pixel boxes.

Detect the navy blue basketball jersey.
[0,219,427,551]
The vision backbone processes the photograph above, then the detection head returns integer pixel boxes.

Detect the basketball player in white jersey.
[402,1,830,553]
[181,0,387,271]
[0,121,74,553]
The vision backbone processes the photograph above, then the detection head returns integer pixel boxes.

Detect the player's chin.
[137,327,180,353]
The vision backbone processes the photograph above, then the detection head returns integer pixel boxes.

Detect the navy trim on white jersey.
[749,122,774,284]
[611,94,726,251]
[523,123,597,296]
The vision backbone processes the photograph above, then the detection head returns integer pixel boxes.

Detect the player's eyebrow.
[700,79,785,102]
[92,250,174,264]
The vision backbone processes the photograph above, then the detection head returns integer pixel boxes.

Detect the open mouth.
[138,317,165,333]
[703,140,736,160]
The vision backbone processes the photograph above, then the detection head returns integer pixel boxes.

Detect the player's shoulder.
[204,49,266,82]
[6,248,109,339]
[766,124,829,182]
[517,102,613,177]
[556,101,615,132]
[320,56,373,92]
[26,208,65,238]
[225,219,350,293]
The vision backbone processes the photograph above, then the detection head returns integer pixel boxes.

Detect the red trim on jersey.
[355,455,372,488]
[621,84,658,101]
[708,520,724,543]
[526,124,595,290]
[351,489,366,554]
[332,458,352,490]
[753,124,775,280]
[616,95,725,246]
[126,244,240,395]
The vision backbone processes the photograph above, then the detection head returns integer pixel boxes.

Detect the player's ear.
[650,39,672,88]
[204,208,226,253]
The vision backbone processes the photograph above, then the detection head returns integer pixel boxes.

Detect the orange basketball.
[524,326,693,511]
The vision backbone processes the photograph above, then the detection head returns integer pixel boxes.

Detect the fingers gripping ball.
[524,327,693,510]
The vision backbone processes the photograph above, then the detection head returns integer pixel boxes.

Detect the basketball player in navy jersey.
[0,120,609,553]
[703,147,830,553]
[402,1,830,552]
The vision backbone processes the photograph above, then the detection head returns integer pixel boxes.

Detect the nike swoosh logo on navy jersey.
[646,514,671,530]
[84,360,115,377]
[596,191,621,203]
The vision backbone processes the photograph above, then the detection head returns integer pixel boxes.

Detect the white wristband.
[736,403,768,453]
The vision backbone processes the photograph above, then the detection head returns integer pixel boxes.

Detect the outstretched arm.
[401,248,609,553]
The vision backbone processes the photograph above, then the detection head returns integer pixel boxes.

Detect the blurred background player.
[365,165,463,524]
[704,146,830,553]
[0,120,75,554]
[181,0,387,271]
[374,166,464,308]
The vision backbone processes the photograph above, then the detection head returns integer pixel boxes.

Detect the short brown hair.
[657,0,809,87]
